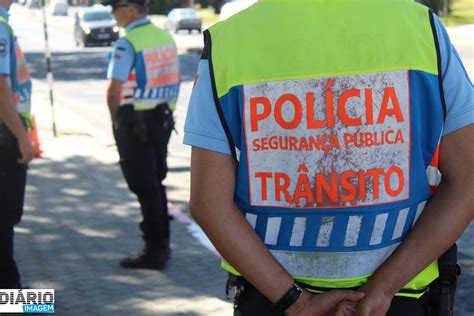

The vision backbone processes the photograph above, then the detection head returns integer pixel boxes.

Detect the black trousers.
[113,105,173,250]
[232,277,429,316]
[0,125,27,288]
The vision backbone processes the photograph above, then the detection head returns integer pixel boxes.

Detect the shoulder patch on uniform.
[0,38,7,55]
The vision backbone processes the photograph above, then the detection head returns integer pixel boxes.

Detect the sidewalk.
[15,80,233,315]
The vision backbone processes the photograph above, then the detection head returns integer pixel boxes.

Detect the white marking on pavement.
[168,202,221,257]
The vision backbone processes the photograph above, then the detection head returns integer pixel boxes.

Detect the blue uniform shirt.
[107,18,150,81]
[184,14,474,155]
[433,15,474,135]
[0,7,12,76]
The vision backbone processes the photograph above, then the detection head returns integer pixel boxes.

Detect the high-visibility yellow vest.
[206,0,445,298]
[120,21,180,111]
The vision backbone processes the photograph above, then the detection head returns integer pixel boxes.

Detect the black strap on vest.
[203,30,238,161]
[428,10,448,121]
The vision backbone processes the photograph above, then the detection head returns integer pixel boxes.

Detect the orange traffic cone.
[29,115,42,158]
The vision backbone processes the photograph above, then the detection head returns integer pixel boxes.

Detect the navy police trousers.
[113,105,173,251]
[0,125,27,288]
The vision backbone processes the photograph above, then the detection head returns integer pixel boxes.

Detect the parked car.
[50,0,68,15]
[26,0,40,8]
[74,5,119,47]
[165,8,202,34]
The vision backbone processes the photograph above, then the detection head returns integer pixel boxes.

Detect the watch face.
[295,283,303,293]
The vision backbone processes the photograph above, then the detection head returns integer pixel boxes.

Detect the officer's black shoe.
[119,249,168,270]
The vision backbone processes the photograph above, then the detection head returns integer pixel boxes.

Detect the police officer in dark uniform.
[0,0,34,289]
[104,0,180,270]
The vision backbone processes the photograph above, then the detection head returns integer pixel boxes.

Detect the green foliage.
[440,0,474,26]
[417,0,473,26]
[195,0,223,12]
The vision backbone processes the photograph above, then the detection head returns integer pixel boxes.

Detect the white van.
[50,0,68,16]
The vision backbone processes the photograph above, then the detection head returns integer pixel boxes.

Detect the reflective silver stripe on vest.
[412,201,427,227]
[242,200,428,278]
[245,213,257,228]
[316,216,335,247]
[344,215,363,247]
[265,217,282,245]
[245,201,426,252]
[392,207,410,239]
[289,217,306,247]
[370,213,389,245]
[270,244,397,278]
[120,81,136,106]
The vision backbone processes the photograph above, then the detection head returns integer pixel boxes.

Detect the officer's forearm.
[189,147,297,304]
[364,125,474,297]
[106,94,120,122]
[0,78,29,144]
[106,79,123,122]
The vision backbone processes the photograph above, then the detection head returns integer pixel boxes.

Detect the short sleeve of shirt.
[433,15,474,135]
[183,58,232,155]
[107,38,134,81]
[0,24,11,75]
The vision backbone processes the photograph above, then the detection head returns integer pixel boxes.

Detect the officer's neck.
[125,14,146,27]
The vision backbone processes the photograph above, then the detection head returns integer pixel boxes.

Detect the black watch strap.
[273,283,304,313]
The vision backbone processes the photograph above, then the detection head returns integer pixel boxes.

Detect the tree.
[149,0,186,14]
[417,0,453,15]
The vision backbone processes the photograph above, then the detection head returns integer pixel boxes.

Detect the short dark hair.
[133,3,148,14]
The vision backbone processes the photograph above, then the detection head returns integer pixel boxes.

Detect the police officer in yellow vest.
[184,0,474,315]
[104,0,180,270]
[0,0,34,289]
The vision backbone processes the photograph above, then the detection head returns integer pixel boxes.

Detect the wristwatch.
[273,283,304,313]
